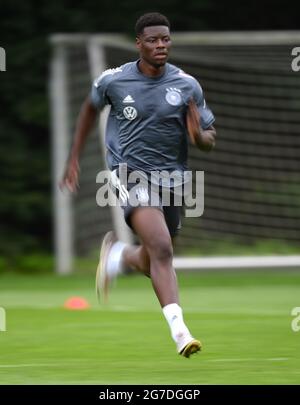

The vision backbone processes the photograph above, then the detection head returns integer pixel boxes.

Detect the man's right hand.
[59,158,80,193]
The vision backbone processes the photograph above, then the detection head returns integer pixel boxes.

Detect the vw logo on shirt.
[123,106,137,120]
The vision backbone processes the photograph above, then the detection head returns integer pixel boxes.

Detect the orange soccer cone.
[64,296,90,310]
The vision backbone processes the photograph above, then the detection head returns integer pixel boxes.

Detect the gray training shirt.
[91,60,215,177]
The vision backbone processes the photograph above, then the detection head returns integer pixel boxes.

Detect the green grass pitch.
[0,269,300,384]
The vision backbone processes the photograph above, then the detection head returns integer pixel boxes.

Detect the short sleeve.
[192,79,215,129]
[90,74,110,110]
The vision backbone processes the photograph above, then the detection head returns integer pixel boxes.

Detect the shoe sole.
[180,339,202,358]
[96,231,117,304]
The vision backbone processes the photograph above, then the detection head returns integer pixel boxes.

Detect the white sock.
[162,303,191,343]
[107,241,127,278]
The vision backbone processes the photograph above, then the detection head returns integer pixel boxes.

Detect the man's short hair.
[135,12,170,37]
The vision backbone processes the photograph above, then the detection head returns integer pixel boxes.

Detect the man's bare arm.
[60,97,98,192]
[186,99,216,152]
[194,125,216,151]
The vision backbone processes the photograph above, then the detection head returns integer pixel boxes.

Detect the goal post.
[50,32,300,273]
[50,42,73,274]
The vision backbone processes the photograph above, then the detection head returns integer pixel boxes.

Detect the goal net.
[50,32,300,273]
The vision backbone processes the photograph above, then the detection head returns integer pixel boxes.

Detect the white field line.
[174,256,300,269]
[0,363,61,368]
[0,358,290,369]
[208,357,289,363]
[0,303,291,316]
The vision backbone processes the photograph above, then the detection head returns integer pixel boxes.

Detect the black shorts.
[110,170,184,238]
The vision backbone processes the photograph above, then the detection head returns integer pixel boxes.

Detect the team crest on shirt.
[165,87,182,106]
[123,106,137,120]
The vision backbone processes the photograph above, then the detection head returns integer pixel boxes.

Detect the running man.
[61,12,216,357]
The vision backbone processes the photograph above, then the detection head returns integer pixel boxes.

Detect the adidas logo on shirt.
[122,95,135,103]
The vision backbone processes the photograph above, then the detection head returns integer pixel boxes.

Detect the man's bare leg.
[123,238,177,278]
[98,206,201,356]
[121,207,201,356]
[123,244,150,277]
[124,207,178,306]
